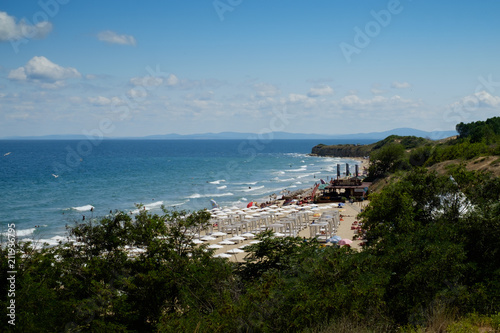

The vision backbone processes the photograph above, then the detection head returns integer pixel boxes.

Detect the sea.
[0,139,374,244]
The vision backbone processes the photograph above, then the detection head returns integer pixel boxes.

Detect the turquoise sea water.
[0,139,373,243]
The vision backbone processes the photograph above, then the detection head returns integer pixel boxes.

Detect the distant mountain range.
[1,128,457,141]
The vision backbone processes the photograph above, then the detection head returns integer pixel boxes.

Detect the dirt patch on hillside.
[428,156,500,177]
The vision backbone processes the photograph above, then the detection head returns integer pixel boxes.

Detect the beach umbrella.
[214,253,232,258]
[229,236,246,241]
[207,244,224,249]
[200,236,216,241]
[338,239,352,246]
[192,239,204,244]
[226,248,245,254]
[219,240,236,245]
[241,232,255,238]
[211,231,227,237]
[249,240,261,244]
[273,232,286,237]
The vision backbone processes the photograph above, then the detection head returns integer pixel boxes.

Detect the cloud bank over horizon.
[1,2,499,137]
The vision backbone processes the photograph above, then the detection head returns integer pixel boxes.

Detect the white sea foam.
[276,178,295,183]
[71,205,94,212]
[239,185,265,192]
[144,201,164,210]
[186,192,233,199]
[15,228,36,237]
[208,179,226,184]
[233,181,258,185]
[288,166,308,172]
[217,185,227,189]
[130,201,165,214]
[166,200,190,207]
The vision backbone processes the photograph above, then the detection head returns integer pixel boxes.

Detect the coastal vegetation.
[1,117,499,332]
[313,116,500,182]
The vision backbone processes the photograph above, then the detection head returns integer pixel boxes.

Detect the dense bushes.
[1,167,499,332]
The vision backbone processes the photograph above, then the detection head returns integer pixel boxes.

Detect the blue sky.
[1,0,499,137]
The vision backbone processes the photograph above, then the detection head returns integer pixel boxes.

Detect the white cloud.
[8,67,27,80]
[371,88,387,95]
[97,30,136,46]
[340,94,419,109]
[307,85,334,97]
[127,88,148,99]
[130,73,179,88]
[450,91,500,109]
[0,11,52,41]
[165,74,179,86]
[253,83,280,98]
[288,93,308,103]
[371,83,388,95]
[391,81,411,89]
[88,96,124,106]
[8,56,80,84]
[130,76,162,87]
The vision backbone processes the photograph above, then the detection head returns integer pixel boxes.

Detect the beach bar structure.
[316,178,371,202]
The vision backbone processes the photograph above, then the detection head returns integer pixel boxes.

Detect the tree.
[368,143,408,178]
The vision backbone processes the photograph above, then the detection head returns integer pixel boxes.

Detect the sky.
[1,0,499,137]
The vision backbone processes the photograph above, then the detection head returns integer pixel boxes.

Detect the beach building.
[316,178,371,203]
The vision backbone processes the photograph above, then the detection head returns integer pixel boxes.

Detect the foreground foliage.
[1,166,499,332]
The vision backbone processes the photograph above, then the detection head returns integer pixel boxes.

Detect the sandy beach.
[203,199,370,263]
[196,157,372,262]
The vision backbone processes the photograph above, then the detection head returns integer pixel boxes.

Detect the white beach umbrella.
[239,244,250,249]
[229,236,246,241]
[211,232,227,237]
[241,232,255,238]
[192,239,204,244]
[226,248,245,254]
[250,240,261,244]
[207,244,224,249]
[214,253,232,258]
[201,236,216,241]
[219,240,236,245]
[273,233,286,237]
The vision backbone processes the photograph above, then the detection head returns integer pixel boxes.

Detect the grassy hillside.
[312,116,500,183]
